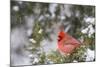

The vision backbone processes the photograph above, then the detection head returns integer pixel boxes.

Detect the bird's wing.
[65,33,81,45]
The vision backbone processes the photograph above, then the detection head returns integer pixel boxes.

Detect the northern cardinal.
[57,29,80,55]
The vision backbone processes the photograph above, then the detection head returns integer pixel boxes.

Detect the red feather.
[58,31,80,55]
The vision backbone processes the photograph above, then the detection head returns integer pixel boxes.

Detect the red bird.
[57,31,81,55]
